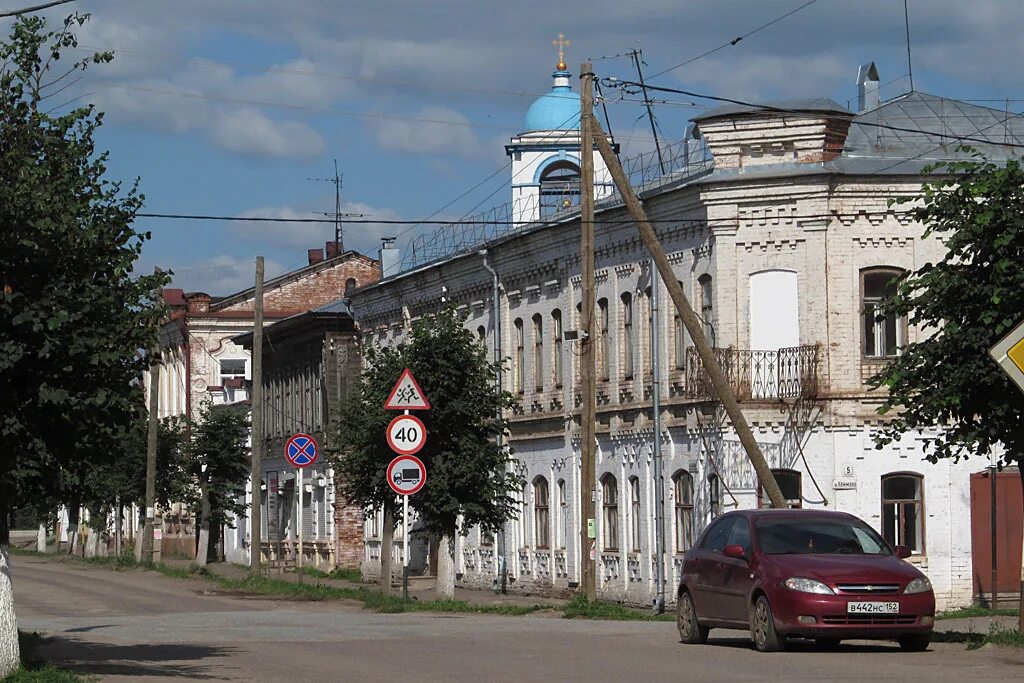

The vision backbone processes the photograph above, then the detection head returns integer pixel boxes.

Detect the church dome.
[523,69,580,132]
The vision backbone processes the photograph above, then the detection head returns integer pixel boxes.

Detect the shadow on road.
[704,635,905,653]
[37,634,238,679]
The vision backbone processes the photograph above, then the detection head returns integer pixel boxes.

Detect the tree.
[333,309,521,598]
[871,154,1024,629]
[0,15,167,675]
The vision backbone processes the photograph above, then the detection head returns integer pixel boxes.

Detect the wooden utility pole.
[587,117,786,509]
[579,61,598,601]
[141,361,159,561]
[249,256,265,573]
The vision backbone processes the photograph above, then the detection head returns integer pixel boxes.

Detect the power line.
[0,0,76,18]
[604,79,1024,149]
[647,0,822,80]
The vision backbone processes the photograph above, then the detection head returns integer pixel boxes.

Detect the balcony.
[684,344,820,402]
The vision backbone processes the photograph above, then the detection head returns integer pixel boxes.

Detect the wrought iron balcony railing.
[684,344,820,402]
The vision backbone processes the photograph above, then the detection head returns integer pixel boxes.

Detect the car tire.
[750,595,785,652]
[897,633,930,652]
[676,591,709,644]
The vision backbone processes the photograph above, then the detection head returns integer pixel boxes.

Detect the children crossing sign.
[384,368,431,410]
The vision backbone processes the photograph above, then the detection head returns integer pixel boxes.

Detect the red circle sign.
[284,433,319,469]
[386,414,426,456]
[387,455,426,496]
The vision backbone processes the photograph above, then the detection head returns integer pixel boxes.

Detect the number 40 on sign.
[387,414,426,456]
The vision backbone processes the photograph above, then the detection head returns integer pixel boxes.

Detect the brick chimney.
[308,248,324,265]
[325,240,340,260]
[185,292,212,314]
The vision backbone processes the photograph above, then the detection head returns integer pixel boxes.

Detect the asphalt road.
[11,555,1024,682]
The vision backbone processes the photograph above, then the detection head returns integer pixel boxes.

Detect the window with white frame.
[513,318,524,393]
[673,470,694,553]
[534,476,550,549]
[862,268,906,358]
[698,274,714,345]
[601,474,619,551]
[629,476,641,552]
[882,473,925,554]
[552,309,563,388]
[708,473,722,519]
[598,298,609,381]
[557,479,567,549]
[621,292,634,379]
[533,313,544,391]
[760,468,803,509]
[219,358,246,382]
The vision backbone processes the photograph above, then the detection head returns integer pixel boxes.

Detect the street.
[9,554,1023,682]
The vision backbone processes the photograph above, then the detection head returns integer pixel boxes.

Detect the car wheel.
[898,633,930,652]
[676,591,709,644]
[750,595,785,652]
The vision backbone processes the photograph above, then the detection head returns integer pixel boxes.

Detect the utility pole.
[249,256,265,574]
[141,359,159,563]
[587,116,786,508]
[650,259,666,613]
[579,61,598,601]
[308,159,364,254]
[629,48,665,175]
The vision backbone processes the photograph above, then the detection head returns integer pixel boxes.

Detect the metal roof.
[691,97,852,122]
[312,298,352,315]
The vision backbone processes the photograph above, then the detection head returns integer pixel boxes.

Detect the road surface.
[11,554,1024,681]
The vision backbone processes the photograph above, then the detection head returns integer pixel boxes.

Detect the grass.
[936,605,1019,620]
[932,622,1024,650]
[295,566,362,582]
[0,632,86,683]
[561,595,675,621]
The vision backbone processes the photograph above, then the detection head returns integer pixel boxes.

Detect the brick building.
[348,61,1024,609]
[144,243,379,559]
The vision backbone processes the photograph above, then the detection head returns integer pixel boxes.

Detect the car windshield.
[754,517,891,555]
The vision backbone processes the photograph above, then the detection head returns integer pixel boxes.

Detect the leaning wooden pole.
[249,256,265,573]
[588,117,786,509]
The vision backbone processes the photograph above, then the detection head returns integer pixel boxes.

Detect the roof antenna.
[903,0,914,92]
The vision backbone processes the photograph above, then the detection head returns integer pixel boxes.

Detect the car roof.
[724,508,860,521]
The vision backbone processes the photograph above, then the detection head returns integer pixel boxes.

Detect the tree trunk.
[84,529,99,559]
[133,515,145,563]
[436,530,457,601]
[35,524,45,554]
[196,485,211,567]
[66,504,79,556]
[379,508,394,594]
[0,510,21,676]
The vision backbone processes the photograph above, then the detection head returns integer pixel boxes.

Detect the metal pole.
[298,466,304,572]
[480,251,507,594]
[990,459,998,609]
[403,493,410,601]
[250,256,265,573]
[143,359,159,562]
[650,261,666,613]
[114,494,121,557]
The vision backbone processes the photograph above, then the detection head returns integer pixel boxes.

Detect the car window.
[700,517,736,553]
[726,517,751,554]
[755,517,891,555]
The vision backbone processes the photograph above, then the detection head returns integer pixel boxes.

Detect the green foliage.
[871,154,1024,467]
[937,606,1019,620]
[332,307,522,536]
[562,595,674,621]
[0,14,168,528]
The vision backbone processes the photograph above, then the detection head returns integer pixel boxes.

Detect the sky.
[3,0,1024,295]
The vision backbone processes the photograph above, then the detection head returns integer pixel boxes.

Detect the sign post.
[285,433,319,571]
[385,368,430,600]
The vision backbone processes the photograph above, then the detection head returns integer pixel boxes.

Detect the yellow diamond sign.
[989,319,1024,394]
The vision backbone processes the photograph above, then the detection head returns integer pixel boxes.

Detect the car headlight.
[904,577,932,594]
[784,577,835,594]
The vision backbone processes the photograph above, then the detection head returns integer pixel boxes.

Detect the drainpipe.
[480,250,508,594]
[650,260,666,613]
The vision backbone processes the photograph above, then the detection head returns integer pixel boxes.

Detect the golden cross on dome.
[553,32,571,71]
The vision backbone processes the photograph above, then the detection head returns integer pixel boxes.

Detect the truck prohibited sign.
[386,414,426,456]
[387,455,426,496]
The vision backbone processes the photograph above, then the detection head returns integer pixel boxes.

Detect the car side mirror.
[723,544,747,560]
[894,545,912,559]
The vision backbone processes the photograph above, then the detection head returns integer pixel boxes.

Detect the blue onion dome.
[523,68,581,132]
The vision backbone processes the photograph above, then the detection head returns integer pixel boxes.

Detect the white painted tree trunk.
[379,509,394,594]
[84,530,99,558]
[196,485,210,567]
[436,531,456,600]
[36,524,45,554]
[134,521,144,563]
[0,545,21,676]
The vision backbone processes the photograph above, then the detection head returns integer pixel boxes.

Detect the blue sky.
[4,0,1022,294]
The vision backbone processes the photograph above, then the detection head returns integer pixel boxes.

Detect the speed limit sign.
[386,414,426,455]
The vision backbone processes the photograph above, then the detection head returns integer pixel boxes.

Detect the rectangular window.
[674,314,685,370]
[220,358,246,380]
[598,299,609,381]
[514,319,524,393]
[674,472,694,552]
[552,310,563,388]
[629,477,641,552]
[533,314,544,391]
[699,275,714,345]
[863,270,905,358]
[534,478,549,549]
[882,474,925,554]
[622,294,634,379]
[557,479,567,549]
[602,476,619,551]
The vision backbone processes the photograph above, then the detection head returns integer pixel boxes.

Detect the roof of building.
[313,298,353,315]
[691,97,852,122]
[523,69,580,132]
[232,296,352,348]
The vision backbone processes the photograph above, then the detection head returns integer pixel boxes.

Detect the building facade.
[349,63,1024,610]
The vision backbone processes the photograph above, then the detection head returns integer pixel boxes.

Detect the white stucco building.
[349,60,1024,610]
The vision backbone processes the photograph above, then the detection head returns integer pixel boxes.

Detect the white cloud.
[368,105,486,159]
[210,108,324,159]
[166,254,288,297]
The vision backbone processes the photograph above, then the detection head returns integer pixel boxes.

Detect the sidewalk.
[933,615,1019,635]
[160,557,568,610]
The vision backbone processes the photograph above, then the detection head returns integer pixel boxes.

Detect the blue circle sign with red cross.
[284,433,319,469]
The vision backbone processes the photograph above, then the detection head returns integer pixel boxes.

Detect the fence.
[684,344,820,402]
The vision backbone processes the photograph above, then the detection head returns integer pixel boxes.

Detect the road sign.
[284,433,319,469]
[384,368,431,410]
[989,319,1024,394]
[387,455,427,495]
[386,414,426,456]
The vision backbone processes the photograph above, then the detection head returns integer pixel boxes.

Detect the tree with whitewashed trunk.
[0,15,166,674]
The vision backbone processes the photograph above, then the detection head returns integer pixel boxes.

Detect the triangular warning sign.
[384,368,431,410]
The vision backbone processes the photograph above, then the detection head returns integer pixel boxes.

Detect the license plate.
[847,601,899,614]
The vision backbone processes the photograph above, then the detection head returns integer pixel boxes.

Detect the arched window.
[601,474,619,551]
[621,292,634,379]
[882,473,925,554]
[476,325,486,345]
[629,476,642,552]
[598,298,610,381]
[344,277,358,295]
[534,476,550,549]
[760,468,803,509]
[708,473,722,519]
[557,479,567,549]
[698,274,714,345]
[551,309,563,388]
[539,160,581,217]
[672,470,694,553]
[862,268,906,358]
[520,483,529,548]
[513,318,524,393]
[532,313,544,390]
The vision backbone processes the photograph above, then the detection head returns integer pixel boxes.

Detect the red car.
[676,509,935,652]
